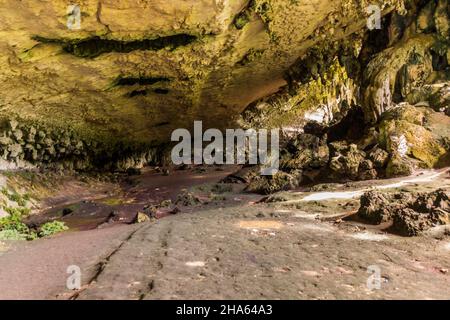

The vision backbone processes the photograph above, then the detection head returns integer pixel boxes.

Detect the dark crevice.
[115,76,170,87]
[138,280,155,300]
[127,88,170,98]
[128,90,148,98]
[32,34,198,58]
[430,44,449,71]
[233,0,254,29]
[327,106,366,143]
[358,14,391,74]
[153,88,169,95]
[154,122,170,127]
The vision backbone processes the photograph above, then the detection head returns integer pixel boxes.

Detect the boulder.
[175,190,202,206]
[358,189,450,236]
[386,155,414,177]
[379,105,446,169]
[246,171,302,195]
[281,133,329,171]
[329,142,366,180]
[392,207,448,237]
[134,212,150,224]
[358,191,397,224]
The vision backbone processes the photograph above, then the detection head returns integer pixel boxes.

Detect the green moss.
[39,221,69,237]
[4,206,31,217]
[386,156,413,178]
[98,198,125,206]
[1,187,30,207]
[234,11,251,30]
[0,214,29,234]
[254,1,273,24]
[378,106,446,168]
[0,229,29,241]
[211,183,233,194]
[241,58,352,129]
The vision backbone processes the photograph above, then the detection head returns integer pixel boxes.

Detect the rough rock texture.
[246,170,302,195]
[0,117,160,170]
[0,0,448,172]
[358,189,450,236]
[378,105,446,174]
[0,0,408,164]
[237,0,449,191]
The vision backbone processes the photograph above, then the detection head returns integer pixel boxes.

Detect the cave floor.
[0,167,449,300]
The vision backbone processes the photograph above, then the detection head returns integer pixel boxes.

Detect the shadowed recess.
[32,34,198,58]
[114,76,170,86]
[128,88,170,98]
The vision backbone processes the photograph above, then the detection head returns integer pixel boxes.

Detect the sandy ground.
[0,167,449,300]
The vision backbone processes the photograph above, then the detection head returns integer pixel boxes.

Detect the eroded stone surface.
[0,0,403,148]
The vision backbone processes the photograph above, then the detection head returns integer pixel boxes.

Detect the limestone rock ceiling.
[0,0,399,145]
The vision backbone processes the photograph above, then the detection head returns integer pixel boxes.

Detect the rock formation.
[0,0,448,174]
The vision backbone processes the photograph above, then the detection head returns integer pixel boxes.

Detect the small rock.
[175,189,202,206]
[134,212,150,224]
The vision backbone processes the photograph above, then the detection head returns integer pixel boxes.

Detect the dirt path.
[0,166,240,299]
[73,201,450,300]
[0,224,138,300]
[0,167,449,300]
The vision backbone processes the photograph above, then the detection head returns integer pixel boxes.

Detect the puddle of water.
[351,232,389,241]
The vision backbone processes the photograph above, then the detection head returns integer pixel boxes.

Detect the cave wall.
[239,0,450,190]
[0,0,410,169]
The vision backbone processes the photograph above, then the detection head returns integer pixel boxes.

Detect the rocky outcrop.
[0,118,160,171]
[237,0,449,191]
[0,0,410,161]
[0,0,448,173]
[358,189,450,236]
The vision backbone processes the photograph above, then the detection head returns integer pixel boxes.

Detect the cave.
[0,0,449,303]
